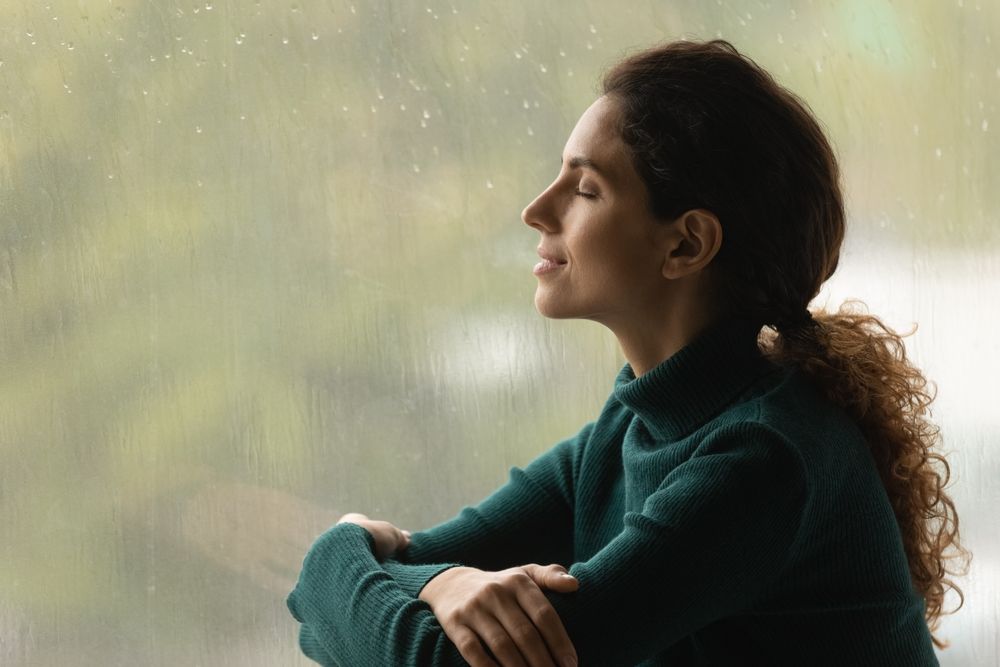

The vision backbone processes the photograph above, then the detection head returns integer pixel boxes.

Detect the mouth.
[533,258,567,275]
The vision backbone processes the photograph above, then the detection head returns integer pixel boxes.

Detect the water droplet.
[539,64,547,73]
[777,33,783,44]
[485,179,494,189]
[412,164,420,172]
[282,37,289,44]
[240,114,246,120]
[341,105,348,111]
[559,49,566,57]
[142,89,148,96]
[422,109,430,119]
[205,2,213,9]
[312,32,319,40]
[589,24,597,33]
[982,119,989,132]
[67,42,74,50]
[522,99,530,109]
[195,125,202,133]
[912,123,919,135]
[514,51,522,59]
[400,103,406,111]
[934,147,942,158]
[108,174,114,180]
[527,126,534,136]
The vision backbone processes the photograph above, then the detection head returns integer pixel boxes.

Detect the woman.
[287,39,968,666]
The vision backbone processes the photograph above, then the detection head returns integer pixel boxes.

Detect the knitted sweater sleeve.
[287,422,591,666]
[286,422,806,666]
[378,420,594,598]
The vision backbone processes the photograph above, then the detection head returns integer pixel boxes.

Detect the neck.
[612,307,722,378]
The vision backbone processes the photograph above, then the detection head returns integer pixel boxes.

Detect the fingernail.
[562,656,577,667]
[402,530,411,538]
[559,572,575,579]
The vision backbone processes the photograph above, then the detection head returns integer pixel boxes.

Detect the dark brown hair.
[600,38,969,649]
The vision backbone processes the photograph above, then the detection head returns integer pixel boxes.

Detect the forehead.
[563,96,628,182]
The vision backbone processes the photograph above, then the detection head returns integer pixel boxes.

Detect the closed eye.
[575,189,598,199]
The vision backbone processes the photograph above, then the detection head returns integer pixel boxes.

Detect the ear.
[660,209,722,280]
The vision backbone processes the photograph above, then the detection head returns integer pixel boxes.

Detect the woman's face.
[522,95,674,327]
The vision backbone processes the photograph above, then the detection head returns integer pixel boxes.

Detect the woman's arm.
[287,423,807,666]
[378,421,596,597]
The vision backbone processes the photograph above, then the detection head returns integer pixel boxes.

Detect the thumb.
[524,563,578,591]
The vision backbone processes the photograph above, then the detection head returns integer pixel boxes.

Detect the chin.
[533,291,577,319]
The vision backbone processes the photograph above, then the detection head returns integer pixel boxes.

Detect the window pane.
[0,1,994,664]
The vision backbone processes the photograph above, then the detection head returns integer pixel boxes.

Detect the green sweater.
[287,316,940,666]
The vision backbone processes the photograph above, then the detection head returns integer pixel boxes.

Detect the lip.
[536,247,568,264]
[533,259,566,276]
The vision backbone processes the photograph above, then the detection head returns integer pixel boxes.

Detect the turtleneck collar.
[612,317,778,442]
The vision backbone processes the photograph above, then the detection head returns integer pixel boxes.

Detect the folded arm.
[287,422,806,666]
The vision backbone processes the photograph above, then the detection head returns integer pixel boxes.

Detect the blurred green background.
[1,0,997,664]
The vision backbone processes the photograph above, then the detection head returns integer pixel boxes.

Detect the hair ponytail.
[761,300,970,648]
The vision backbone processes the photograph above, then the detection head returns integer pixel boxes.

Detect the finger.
[448,625,500,667]
[491,600,558,667]
[520,563,578,593]
[474,613,530,667]
[515,582,578,667]
[544,564,579,592]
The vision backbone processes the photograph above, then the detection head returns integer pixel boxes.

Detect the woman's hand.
[336,512,411,561]
[418,563,579,667]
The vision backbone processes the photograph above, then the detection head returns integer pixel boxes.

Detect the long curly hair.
[600,38,970,649]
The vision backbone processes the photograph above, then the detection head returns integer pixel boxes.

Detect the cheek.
[573,233,654,288]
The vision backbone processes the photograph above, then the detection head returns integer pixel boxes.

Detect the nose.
[521,183,558,233]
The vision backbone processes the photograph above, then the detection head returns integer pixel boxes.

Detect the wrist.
[418,565,468,603]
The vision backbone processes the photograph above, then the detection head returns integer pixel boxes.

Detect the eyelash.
[575,189,597,199]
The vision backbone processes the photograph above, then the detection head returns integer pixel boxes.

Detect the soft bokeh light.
[1,1,996,664]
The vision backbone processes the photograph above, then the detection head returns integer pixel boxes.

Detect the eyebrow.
[561,154,609,179]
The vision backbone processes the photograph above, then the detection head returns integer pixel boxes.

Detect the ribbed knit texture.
[287,316,940,666]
